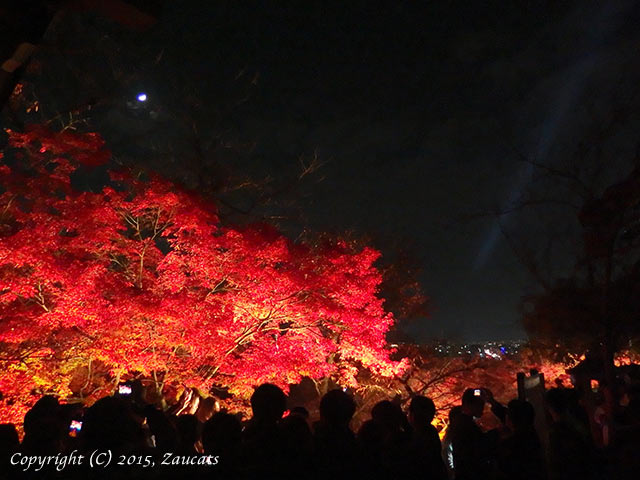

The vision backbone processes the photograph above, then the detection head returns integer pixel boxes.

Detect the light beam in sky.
[472,2,626,270]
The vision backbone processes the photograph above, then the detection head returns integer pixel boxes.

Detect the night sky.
[11,0,640,341]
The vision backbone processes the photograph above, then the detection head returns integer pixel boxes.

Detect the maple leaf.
[0,126,405,423]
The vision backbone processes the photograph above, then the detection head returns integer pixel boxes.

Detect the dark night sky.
[12,0,640,341]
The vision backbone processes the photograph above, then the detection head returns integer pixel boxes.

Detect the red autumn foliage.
[0,127,407,423]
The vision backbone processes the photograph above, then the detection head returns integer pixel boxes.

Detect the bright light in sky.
[137,93,147,102]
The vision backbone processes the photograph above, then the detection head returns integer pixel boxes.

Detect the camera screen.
[119,385,132,395]
[69,420,83,431]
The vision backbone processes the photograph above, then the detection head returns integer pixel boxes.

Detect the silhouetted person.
[144,403,177,452]
[546,388,596,480]
[448,388,495,480]
[175,414,200,454]
[290,405,310,421]
[612,384,640,480]
[241,383,288,476]
[358,416,386,475]
[202,412,242,475]
[281,408,315,477]
[496,399,546,480]
[442,406,463,479]
[79,396,147,455]
[314,389,360,478]
[370,400,412,477]
[0,423,19,468]
[21,395,65,455]
[408,396,447,480]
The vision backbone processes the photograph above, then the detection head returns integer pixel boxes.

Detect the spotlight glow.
[137,93,148,102]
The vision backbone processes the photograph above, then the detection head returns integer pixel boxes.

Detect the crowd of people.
[1,379,639,479]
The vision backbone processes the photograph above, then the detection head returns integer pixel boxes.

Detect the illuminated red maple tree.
[0,126,406,423]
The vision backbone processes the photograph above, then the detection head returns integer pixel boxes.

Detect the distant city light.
[137,93,148,102]
[426,340,523,358]
[484,348,500,359]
